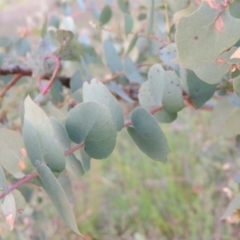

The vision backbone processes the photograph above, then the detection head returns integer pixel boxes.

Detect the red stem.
[0,171,38,199]
[41,55,61,95]
[64,142,84,156]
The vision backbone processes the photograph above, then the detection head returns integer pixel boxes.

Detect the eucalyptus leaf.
[12,190,26,218]
[0,129,25,179]
[83,79,124,131]
[124,14,133,35]
[35,161,81,235]
[186,70,217,108]
[127,108,170,161]
[117,0,129,13]
[65,102,117,159]
[147,0,154,35]
[99,5,112,26]
[211,96,240,137]
[139,64,184,113]
[23,96,66,172]
[103,39,123,74]
[0,165,7,196]
[124,57,144,84]
[176,2,240,68]
[126,33,138,55]
[1,193,16,230]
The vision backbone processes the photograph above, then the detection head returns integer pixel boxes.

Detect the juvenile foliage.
[1,0,240,235]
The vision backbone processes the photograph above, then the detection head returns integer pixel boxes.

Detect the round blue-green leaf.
[23,96,66,172]
[99,5,112,26]
[83,79,124,131]
[35,161,81,235]
[127,108,170,161]
[65,102,117,159]
[139,64,184,113]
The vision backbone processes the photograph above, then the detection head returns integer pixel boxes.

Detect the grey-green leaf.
[127,108,170,161]
[124,14,133,35]
[65,102,117,159]
[186,70,217,108]
[176,2,240,68]
[35,161,81,235]
[99,5,112,26]
[147,0,154,35]
[139,64,184,113]
[124,57,144,83]
[117,0,129,13]
[103,39,123,74]
[23,96,66,172]
[0,129,25,179]
[0,165,7,196]
[83,79,124,131]
[210,96,240,137]
[70,70,84,93]
[50,117,85,176]
[126,33,138,55]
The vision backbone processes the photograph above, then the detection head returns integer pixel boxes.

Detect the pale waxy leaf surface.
[117,0,129,13]
[103,39,123,74]
[99,5,112,26]
[147,0,154,35]
[127,108,170,161]
[176,2,240,68]
[211,96,240,137]
[124,14,133,35]
[50,117,84,177]
[83,79,124,131]
[70,70,84,93]
[139,64,184,113]
[0,129,25,178]
[65,102,117,159]
[58,171,74,207]
[159,43,179,70]
[12,190,26,218]
[186,70,217,108]
[23,96,66,172]
[124,57,144,84]
[1,193,16,230]
[35,161,81,235]
[183,47,239,84]
[0,165,7,196]
[229,0,240,19]
[233,76,240,99]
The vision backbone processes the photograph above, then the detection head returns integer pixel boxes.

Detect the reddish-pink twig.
[40,55,61,95]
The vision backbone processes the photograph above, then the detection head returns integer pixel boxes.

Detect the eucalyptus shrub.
[0,0,240,235]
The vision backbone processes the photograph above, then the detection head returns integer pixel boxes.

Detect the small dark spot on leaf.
[194,36,199,40]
